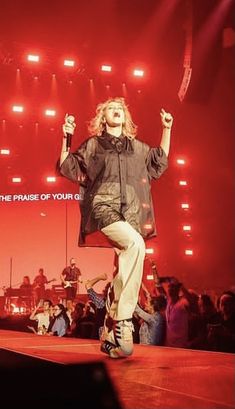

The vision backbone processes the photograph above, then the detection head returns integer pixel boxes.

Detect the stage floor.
[0,329,234,409]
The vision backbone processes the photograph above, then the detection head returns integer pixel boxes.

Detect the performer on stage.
[33,268,55,305]
[60,258,82,303]
[18,275,33,312]
[19,275,32,295]
[58,97,173,358]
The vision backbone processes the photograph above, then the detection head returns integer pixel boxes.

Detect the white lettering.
[40,193,51,200]
[1,192,80,202]
[0,195,12,202]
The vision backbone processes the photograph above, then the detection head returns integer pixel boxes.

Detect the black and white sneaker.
[100,316,134,358]
[100,340,117,356]
[113,319,134,357]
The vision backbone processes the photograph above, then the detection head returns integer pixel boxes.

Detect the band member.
[20,275,32,295]
[60,258,82,303]
[33,268,55,305]
[18,275,33,311]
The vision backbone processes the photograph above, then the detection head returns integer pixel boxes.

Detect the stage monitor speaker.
[0,348,122,409]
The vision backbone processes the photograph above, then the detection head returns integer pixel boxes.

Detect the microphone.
[65,114,75,152]
[66,134,72,151]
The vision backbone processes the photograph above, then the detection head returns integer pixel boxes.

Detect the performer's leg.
[101,220,145,357]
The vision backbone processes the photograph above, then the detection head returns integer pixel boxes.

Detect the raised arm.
[85,273,108,290]
[29,303,41,320]
[159,108,173,157]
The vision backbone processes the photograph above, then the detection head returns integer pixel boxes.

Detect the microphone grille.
[67,115,75,124]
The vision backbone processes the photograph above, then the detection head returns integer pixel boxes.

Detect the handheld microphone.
[65,114,75,151]
[66,134,72,151]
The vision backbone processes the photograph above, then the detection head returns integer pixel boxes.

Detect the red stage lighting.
[0,149,10,155]
[64,59,75,67]
[176,158,186,165]
[185,249,193,256]
[45,109,56,117]
[181,203,190,209]
[101,65,112,72]
[183,225,192,231]
[27,54,40,62]
[145,248,154,254]
[179,180,188,186]
[12,105,24,113]
[12,177,22,183]
[133,69,144,77]
[46,176,56,182]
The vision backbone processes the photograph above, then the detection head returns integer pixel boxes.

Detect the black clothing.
[33,274,48,304]
[61,266,81,301]
[59,132,168,247]
[19,284,32,297]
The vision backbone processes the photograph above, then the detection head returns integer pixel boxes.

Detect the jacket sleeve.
[58,140,89,183]
[146,146,168,179]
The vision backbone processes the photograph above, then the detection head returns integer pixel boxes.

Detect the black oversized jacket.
[59,132,168,247]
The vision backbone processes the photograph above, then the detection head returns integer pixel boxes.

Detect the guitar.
[63,280,78,289]
[33,278,56,290]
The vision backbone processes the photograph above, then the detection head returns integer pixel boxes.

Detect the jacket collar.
[98,131,134,153]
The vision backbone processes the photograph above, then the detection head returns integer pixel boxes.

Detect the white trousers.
[101,220,146,321]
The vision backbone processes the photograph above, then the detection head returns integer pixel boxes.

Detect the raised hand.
[62,113,76,137]
[160,108,173,129]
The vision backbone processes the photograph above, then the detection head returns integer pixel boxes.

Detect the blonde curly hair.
[88,97,137,139]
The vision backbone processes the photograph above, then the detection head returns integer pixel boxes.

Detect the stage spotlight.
[185,249,193,256]
[12,177,21,183]
[179,180,188,186]
[27,54,40,62]
[183,225,192,231]
[181,203,190,209]
[64,59,75,67]
[12,105,24,113]
[0,149,10,155]
[176,158,186,165]
[133,69,144,77]
[45,109,56,117]
[145,248,154,254]
[46,176,56,182]
[101,65,112,72]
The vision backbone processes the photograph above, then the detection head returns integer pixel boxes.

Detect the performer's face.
[104,102,125,127]
[70,258,76,266]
